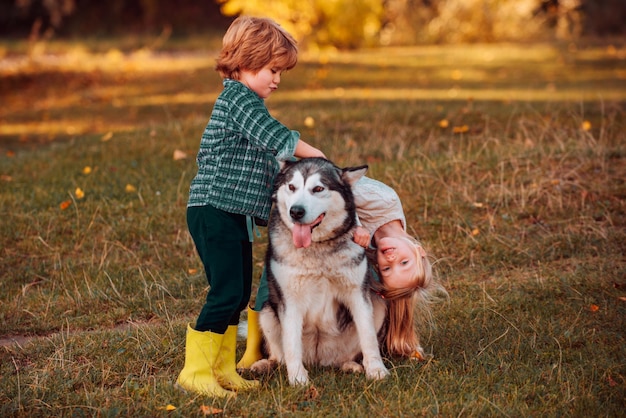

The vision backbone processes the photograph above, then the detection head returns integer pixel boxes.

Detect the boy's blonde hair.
[215,16,298,80]
[370,237,447,358]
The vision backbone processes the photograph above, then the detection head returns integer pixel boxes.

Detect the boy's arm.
[294,139,326,159]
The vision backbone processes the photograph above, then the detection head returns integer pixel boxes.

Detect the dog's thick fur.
[252,158,389,386]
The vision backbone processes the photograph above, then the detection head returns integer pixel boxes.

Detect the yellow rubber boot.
[236,307,263,369]
[215,325,260,390]
[176,324,234,398]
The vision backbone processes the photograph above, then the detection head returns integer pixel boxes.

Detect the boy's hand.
[353,226,370,248]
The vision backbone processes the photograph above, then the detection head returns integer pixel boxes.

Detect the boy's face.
[240,65,282,99]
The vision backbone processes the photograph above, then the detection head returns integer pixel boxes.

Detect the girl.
[177,16,325,398]
[238,175,447,367]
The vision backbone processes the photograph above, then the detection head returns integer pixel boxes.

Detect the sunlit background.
[1,0,625,146]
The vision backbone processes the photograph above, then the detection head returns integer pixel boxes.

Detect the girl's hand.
[353,226,370,248]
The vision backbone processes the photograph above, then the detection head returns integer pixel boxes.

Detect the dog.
[251,157,389,386]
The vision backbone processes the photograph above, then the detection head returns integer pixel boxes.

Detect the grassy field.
[1,37,625,416]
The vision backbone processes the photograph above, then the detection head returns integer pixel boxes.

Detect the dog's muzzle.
[289,205,325,249]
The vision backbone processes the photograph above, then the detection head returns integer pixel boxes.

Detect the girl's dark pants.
[187,204,253,334]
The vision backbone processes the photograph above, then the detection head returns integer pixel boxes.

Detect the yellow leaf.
[200,405,223,415]
[453,125,469,134]
[581,120,591,131]
[75,187,85,199]
[125,184,137,193]
[188,268,198,275]
[438,119,449,128]
[158,404,176,411]
[471,228,480,236]
[82,166,92,175]
[60,200,72,210]
[304,116,315,128]
[101,132,113,142]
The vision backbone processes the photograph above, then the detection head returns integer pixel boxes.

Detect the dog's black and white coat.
[253,158,389,386]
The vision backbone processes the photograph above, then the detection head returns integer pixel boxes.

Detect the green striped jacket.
[188,79,299,221]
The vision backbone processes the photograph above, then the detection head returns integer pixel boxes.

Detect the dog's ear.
[341,165,368,186]
[278,157,297,171]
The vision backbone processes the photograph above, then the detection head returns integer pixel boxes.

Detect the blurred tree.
[218,0,384,49]
[1,0,624,44]
[1,0,231,38]
[12,0,76,40]
[425,0,546,43]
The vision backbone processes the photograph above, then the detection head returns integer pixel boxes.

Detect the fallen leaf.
[75,187,85,199]
[158,404,176,411]
[125,184,137,193]
[304,385,320,400]
[188,268,198,274]
[471,228,480,236]
[200,405,223,415]
[173,149,188,160]
[304,116,315,128]
[589,304,599,312]
[618,296,626,302]
[60,200,72,210]
[438,119,449,128]
[581,120,591,131]
[101,132,113,142]
[6,150,16,157]
[1,174,12,182]
[607,376,617,387]
[82,166,92,175]
[453,125,469,134]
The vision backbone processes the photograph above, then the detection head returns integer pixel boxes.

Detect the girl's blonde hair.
[369,237,447,358]
[215,16,298,80]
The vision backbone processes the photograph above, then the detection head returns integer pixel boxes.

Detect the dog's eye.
[288,184,296,192]
[312,186,324,193]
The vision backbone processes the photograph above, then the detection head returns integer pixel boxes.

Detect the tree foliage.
[4,0,625,46]
[218,0,384,49]
[218,0,623,47]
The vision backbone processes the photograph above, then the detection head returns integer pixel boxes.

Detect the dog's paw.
[250,359,277,375]
[364,360,389,380]
[288,366,310,386]
[340,361,364,374]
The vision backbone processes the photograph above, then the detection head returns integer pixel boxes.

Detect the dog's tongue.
[292,214,324,249]
[292,223,313,248]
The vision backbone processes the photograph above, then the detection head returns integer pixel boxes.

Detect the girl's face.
[240,65,282,99]
[376,236,419,290]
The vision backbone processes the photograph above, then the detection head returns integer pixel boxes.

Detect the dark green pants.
[187,205,253,334]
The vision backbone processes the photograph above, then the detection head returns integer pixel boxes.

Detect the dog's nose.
[290,206,305,221]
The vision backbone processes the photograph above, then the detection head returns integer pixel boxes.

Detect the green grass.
[1,38,625,416]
